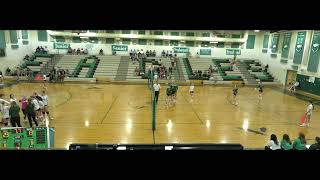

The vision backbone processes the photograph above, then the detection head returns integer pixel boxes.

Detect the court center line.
[100,95,118,124]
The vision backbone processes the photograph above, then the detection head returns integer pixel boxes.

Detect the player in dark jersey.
[232,85,238,106]
[257,82,264,102]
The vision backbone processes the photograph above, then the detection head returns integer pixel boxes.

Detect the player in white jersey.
[41,90,53,120]
[189,83,194,98]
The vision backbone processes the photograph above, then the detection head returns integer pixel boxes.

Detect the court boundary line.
[181,92,204,124]
[100,95,119,124]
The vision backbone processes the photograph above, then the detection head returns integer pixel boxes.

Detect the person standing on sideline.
[189,83,194,98]
[153,81,161,104]
[25,98,38,127]
[301,101,314,127]
[232,85,239,106]
[9,101,21,127]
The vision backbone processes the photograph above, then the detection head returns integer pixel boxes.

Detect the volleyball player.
[41,90,53,120]
[31,95,40,121]
[36,96,45,124]
[232,85,238,106]
[153,81,160,104]
[189,83,194,98]
[0,101,10,127]
[257,82,264,102]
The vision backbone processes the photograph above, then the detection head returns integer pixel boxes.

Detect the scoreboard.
[0,127,55,149]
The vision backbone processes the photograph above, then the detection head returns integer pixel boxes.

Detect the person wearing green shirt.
[281,134,293,150]
[9,101,21,127]
[293,133,307,150]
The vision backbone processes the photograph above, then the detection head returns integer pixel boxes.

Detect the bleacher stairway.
[236,61,258,85]
[114,56,130,81]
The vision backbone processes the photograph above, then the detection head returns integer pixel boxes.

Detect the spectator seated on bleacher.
[146,50,150,57]
[99,49,104,55]
[80,48,84,54]
[5,67,11,76]
[67,47,73,54]
[84,49,88,55]
[112,51,116,56]
[208,65,213,74]
[76,48,80,55]
[44,46,49,54]
[264,64,269,72]
[23,54,30,61]
[36,46,40,52]
[72,49,76,55]
[161,50,165,57]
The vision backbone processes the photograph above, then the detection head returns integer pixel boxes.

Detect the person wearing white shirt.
[189,83,194,98]
[303,102,314,127]
[293,81,299,92]
[153,82,161,103]
[0,102,10,127]
[41,90,53,120]
[9,94,17,103]
[154,74,158,81]
[266,134,281,150]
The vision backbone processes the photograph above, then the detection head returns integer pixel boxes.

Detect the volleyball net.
[147,70,156,131]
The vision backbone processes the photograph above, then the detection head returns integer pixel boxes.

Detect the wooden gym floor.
[1,82,319,149]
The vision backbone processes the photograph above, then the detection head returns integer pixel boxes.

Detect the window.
[154,31,163,35]
[106,38,115,44]
[138,39,147,45]
[186,41,195,47]
[89,30,98,33]
[217,42,224,48]
[106,30,114,33]
[89,37,99,43]
[202,32,210,37]
[170,40,179,46]
[72,37,81,43]
[122,30,131,34]
[9,30,18,44]
[231,43,240,48]
[201,41,209,47]
[170,32,179,36]
[37,30,48,42]
[0,48,5,57]
[0,30,6,48]
[55,36,65,42]
[186,32,195,36]
[138,30,145,35]
[21,30,28,39]
[232,34,241,38]
[154,40,163,45]
[122,38,131,45]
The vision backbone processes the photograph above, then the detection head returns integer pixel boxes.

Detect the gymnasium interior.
[0,30,319,150]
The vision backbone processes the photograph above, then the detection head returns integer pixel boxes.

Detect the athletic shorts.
[190,91,194,93]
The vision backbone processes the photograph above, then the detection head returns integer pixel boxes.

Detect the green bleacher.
[213,59,243,81]
[242,60,275,82]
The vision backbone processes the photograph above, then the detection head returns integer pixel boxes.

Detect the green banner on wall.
[246,35,255,49]
[226,49,241,55]
[307,31,320,73]
[271,34,280,53]
[112,45,128,51]
[293,31,307,64]
[200,49,211,55]
[262,35,269,49]
[173,47,189,53]
[53,42,70,49]
[281,32,292,58]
